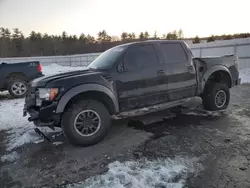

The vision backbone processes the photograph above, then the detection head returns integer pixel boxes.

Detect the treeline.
[192,33,250,44]
[0,27,250,57]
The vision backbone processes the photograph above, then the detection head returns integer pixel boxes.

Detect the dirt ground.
[1,84,250,188]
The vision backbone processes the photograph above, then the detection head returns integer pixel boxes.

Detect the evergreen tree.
[128,32,136,40]
[193,35,201,44]
[178,29,184,39]
[1,27,250,58]
[121,32,128,41]
[207,35,215,42]
[98,30,111,42]
[153,31,158,39]
[139,32,144,40]
[144,31,150,39]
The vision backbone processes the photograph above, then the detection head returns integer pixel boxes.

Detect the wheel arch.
[202,65,232,92]
[56,84,119,115]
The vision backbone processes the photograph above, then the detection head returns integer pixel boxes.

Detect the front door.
[114,44,168,112]
[159,42,197,101]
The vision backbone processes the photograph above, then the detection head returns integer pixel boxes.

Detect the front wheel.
[202,83,230,111]
[61,99,111,146]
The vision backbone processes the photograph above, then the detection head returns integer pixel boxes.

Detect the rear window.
[160,43,187,63]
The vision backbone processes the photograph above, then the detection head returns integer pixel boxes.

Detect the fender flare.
[56,84,119,114]
[201,65,233,91]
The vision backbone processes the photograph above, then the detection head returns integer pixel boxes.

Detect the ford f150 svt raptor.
[0,61,43,98]
[23,40,241,146]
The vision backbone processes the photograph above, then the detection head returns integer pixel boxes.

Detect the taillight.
[38,63,42,73]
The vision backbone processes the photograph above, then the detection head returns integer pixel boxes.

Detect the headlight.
[36,88,59,106]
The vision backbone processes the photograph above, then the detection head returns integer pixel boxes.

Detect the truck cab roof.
[118,39,187,47]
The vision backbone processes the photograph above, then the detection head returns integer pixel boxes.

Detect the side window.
[123,44,158,71]
[160,43,188,63]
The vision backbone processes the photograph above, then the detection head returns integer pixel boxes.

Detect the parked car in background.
[0,61,43,98]
[24,40,241,146]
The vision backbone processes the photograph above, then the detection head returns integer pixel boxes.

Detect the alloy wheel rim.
[11,82,27,95]
[74,110,101,137]
[215,90,226,108]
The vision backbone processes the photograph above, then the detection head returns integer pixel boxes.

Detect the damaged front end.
[23,85,61,130]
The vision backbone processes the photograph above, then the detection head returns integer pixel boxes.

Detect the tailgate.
[6,61,43,79]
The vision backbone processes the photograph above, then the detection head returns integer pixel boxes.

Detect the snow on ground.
[42,63,86,76]
[67,157,202,188]
[0,91,9,95]
[0,98,50,151]
[0,64,83,152]
[1,151,20,163]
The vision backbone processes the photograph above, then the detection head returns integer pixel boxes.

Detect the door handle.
[157,69,164,76]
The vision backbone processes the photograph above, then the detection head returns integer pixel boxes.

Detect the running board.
[113,98,190,119]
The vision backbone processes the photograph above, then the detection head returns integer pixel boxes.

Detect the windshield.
[88,46,127,69]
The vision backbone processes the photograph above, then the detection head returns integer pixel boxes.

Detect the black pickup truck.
[24,40,241,146]
[0,61,43,98]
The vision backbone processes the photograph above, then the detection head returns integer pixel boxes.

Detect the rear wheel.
[61,99,111,146]
[8,78,28,98]
[202,82,230,111]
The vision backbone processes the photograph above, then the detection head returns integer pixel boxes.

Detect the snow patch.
[1,151,20,162]
[0,91,9,96]
[53,141,63,146]
[67,157,202,188]
[0,99,40,150]
[6,128,39,151]
[42,63,86,76]
[0,99,31,131]
[0,99,59,151]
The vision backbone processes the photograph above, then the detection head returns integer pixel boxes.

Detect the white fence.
[0,53,100,67]
[191,37,250,69]
[1,37,250,69]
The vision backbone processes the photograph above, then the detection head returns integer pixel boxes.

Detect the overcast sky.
[0,0,249,38]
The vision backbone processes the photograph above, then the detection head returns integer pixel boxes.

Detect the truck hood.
[30,68,99,87]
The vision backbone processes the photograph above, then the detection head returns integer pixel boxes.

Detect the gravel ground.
[1,84,250,188]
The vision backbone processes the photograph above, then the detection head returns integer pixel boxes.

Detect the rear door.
[114,43,168,111]
[159,42,197,101]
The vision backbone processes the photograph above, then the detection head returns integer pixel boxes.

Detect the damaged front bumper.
[23,102,61,129]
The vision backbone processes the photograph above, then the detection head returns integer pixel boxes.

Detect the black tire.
[8,78,28,98]
[202,82,230,111]
[61,99,111,146]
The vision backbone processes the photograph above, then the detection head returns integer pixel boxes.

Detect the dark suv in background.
[0,61,43,98]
